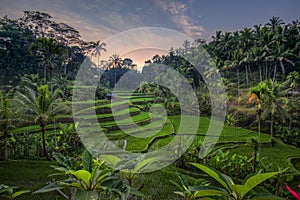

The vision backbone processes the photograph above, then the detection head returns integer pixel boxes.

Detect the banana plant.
[0,184,30,200]
[188,163,284,200]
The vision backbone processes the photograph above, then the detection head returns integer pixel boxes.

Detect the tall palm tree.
[249,82,270,165]
[268,41,295,81]
[15,85,64,160]
[108,54,122,87]
[226,49,246,98]
[266,16,284,33]
[30,38,67,83]
[261,81,288,137]
[248,46,266,82]
[91,41,106,68]
[239,27,254,52]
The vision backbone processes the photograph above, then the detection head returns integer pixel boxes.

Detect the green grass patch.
[0,160,63,200]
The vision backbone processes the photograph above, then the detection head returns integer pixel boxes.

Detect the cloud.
[154,0,205,38]
[174,14,204,37]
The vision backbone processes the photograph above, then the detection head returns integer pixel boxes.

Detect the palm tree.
[248,46,266,82]
[239,27,253,52]
[266,16,284,33]
[249,82,270,165]
[0,89,17,160]
[261,80,288,138]
[30,38,67,83]
[15,85,64,160]
[226,49,246,98]
[90,41,106,68]
[268,41,295,81]
[108,54,122,87]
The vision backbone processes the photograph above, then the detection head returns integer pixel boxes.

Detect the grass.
[0,160,64,200]
[125,119,174,152]
[0,160,183,200]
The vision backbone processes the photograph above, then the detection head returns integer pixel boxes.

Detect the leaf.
[81,150,93,172]
[33,182,63,194]
[0,185,17,194]
[190,163,233,192]
[176,172,190,192]
[233,172,279,198]
[129,187,146,198]
[133,157,157,173]
[174,191,185,198]
[68,170,91,189]
[101,154,121,168]
[248,193,285,200]
[193,186,229,197]
[12,190,30,198]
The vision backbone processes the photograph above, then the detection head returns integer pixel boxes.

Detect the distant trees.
[0,16,39,85]
[206,16,299,84]
[0,89,16,160]
[0,11,99,87]
[30,37,67,82]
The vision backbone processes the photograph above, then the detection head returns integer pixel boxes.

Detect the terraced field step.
[117,95,154,100]
[62,99,110,110]
[74,101,131,115]
[63,107,141,123]
[78,111,159,132]
[12,124,61,134]
[105,118,168,139]
[108,119,175,152]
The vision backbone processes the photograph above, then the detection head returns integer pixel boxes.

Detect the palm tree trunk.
[280,61,285,80]
[257,110,261,166]
[114,68,117,87]
[248,65,252,80]
[64,64,67,75]
[265,61,268,80]
[41,125,49,160]
[237,68,240,97]
[4,131,8,160]
[259,65,262,82]
[273,61,277,82]
[270,113,274,138]
[245,65,249,86]
[44,66,47,83]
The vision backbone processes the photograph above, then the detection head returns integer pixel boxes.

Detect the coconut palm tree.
[261,81,288,138]
[15,85,64,160]
[248,46,266,82]
[268,41,295,81]
[266,16,284,33]
[90,41,106,68]
[108,54,123,87]
[249,82,270,165]
[226,49,246,98]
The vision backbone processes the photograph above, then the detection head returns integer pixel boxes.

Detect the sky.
[1,0,299,69]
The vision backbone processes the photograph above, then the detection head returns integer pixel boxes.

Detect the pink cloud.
[154,0,205,38]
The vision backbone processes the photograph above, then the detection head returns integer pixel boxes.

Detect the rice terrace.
[0,1,300,199]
